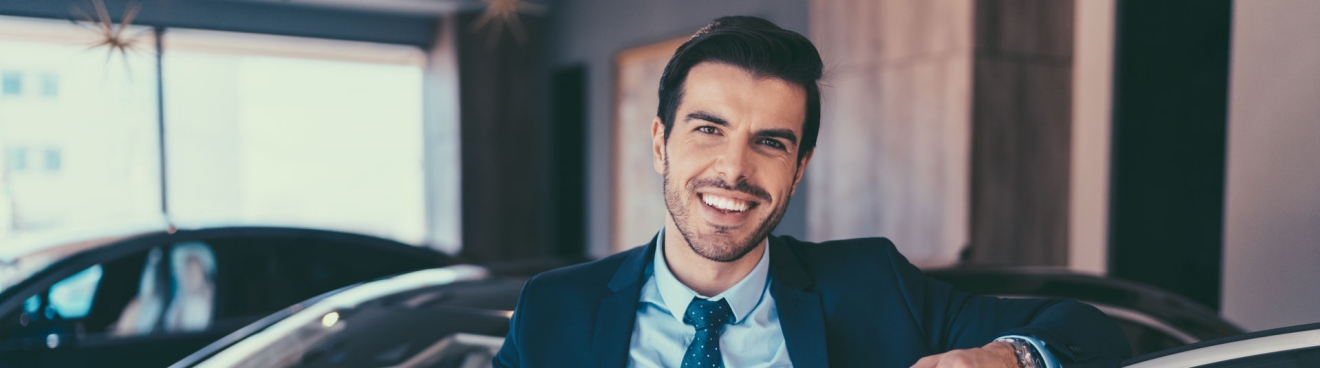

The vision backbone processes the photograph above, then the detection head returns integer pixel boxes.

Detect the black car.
[0,225,457,367]
[177,265,1251,367]
[1123,322,1320,367]
[925,267,1245,356]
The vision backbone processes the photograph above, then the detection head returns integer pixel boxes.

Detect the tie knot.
[683,297,733,330]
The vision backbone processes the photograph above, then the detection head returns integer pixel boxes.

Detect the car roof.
[1,218,428,262]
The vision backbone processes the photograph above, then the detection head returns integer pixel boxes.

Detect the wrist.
[984,341,1021,368]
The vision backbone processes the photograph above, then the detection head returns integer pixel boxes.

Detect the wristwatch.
[995,336,1046,368]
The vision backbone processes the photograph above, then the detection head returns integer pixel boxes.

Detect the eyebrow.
[684,111,728,126]
[684,111,799,147]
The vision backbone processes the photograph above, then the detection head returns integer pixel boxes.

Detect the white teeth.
[703,194,751,212]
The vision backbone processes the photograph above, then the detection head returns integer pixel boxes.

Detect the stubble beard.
[662,157,791,263]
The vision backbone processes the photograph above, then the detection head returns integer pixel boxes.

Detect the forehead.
[680,62,807,131]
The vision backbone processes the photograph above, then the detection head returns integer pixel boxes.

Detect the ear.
[651,117,667,175]
[789,149,814,196]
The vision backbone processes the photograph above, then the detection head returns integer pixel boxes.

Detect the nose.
[712,139,754,183]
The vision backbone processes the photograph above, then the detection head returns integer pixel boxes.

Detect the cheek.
[666,143,716,174]
[765,162,801,197]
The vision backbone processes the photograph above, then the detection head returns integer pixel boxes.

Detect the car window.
[162,242,216,333]
[47,265,103,319]
[111,247,166,336]
[1197,346,1320,368]
[0,241,219,353]
[0,249,145,352]
[113,242,218,336]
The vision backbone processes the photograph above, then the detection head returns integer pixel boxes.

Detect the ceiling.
[216,0,489,15]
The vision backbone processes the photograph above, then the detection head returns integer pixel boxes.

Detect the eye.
[696,126,719,135]
[760,138,786,150]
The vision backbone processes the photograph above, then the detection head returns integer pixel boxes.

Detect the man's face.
[652,62,813,263]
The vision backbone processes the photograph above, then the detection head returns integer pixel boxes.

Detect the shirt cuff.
[997,335,1060,368]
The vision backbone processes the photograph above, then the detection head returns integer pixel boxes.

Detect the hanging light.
[70,0,151,71]
[471,0,545,46]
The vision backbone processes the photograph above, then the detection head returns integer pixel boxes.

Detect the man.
[496,16,1129,368]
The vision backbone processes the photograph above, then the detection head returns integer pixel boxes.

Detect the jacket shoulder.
[776,235,903,263]
[772,235,920,291]
[521,245,645,297]
[498,246,647,367]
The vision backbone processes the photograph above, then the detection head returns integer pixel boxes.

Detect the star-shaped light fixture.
[471,0,545,46]
[70,0,150,73]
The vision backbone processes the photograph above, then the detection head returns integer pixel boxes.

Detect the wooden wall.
[457,14,549,262]
[808,0,1075,267]
[966,0,1075,266]
[808,0,975,266]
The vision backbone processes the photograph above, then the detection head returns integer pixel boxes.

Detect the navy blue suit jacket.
[495,235,1130,367]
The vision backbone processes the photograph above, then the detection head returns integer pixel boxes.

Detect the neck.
[662,216,766,297]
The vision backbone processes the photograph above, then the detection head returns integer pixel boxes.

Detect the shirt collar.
[648,227,771,325]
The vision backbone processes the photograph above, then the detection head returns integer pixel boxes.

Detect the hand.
[910,341,1019,368]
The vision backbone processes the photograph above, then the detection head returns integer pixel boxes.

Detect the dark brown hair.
[656,16,824,160]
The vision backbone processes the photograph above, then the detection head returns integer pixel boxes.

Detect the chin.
[682,220,764,263]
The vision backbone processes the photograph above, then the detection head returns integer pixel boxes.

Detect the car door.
[0,227,451,367]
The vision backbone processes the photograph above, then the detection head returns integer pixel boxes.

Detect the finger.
[910,353,941,368]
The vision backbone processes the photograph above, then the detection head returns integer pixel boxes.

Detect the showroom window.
[0,15,162,235]
[0,15,427,244]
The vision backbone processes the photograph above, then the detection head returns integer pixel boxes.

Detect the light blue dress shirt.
[625,230,1059,368]
[627,230,792,368]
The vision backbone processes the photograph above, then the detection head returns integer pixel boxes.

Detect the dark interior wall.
[548,66,588,257]
[458,14,548,262]
[967,0,1075,266]
[1108,0,1232,310]
[539,0,809,258]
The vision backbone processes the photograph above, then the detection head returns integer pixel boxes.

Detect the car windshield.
[192,267,521,368]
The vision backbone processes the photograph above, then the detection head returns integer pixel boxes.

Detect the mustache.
[688,177,772,203]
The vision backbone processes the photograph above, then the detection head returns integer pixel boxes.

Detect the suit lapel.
[590,235,655,368]
[769,236,830,368]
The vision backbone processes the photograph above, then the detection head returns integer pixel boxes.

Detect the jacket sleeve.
[881,240,1132,367]
[494,275,539,368]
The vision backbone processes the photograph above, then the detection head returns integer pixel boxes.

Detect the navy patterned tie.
[681,297,734,368]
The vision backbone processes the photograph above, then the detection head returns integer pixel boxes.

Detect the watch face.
[999,337,1041,368]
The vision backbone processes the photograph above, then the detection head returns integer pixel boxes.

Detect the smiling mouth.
[699,193,759,213]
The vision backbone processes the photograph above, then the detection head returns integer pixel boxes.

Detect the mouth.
[698,193,760,214]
